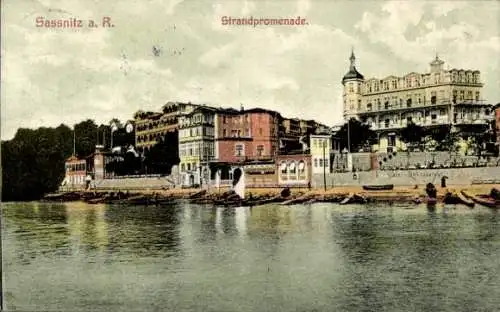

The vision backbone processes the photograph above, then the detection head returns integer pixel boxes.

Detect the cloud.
[2,0,499,140]
[354,1,500,95]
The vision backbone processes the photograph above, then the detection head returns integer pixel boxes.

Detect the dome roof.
[342,68,364,83]
[342,50,364,84]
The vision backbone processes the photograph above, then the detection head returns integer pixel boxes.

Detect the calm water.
[2,201,500,312]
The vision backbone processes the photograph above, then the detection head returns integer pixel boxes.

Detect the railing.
[370,119,450,130]
[359,100,453,114]
[234,156,275,162]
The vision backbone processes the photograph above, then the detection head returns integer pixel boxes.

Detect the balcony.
[454,116,492,125]
[369,119,451,131]
[234,155,275,163]
[359,100,453,115]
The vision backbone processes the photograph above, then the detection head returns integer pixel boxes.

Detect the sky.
[1,0,500,140]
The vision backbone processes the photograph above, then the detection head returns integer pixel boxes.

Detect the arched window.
[298,161,306,179]
[280,161,288,181]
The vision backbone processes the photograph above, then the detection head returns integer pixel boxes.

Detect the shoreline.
[41,184,500,207]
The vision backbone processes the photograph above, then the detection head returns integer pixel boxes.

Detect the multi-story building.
[178,105,217,186]
[342,50,494,152]
[61,155,88,190]
[309,134,331,174]
[214,108,281,163]
[280,118,330,152]
[134,102,199,151]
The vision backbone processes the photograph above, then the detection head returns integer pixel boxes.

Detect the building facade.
[310,134,331,174]
[276,154,311,187]
[62,156,88,189]
[178,106,217,186]
[342,51,493,152]
[214,108,281,163]
[134,102,199,150]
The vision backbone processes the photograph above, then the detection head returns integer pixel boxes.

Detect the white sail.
[232,168,245,199]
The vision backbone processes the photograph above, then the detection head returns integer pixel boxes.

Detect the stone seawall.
[312,166,500,187]
[93,176,175,190]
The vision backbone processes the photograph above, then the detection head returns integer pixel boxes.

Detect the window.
[259,128,263,135]
[407,98,412,107]
[223,129,227,137]
[223,116,227,124]
[289,162,297,175]
[384,101,389,110]
[256,145,264,156]
[431,96,436,105]
[475,92,480,102]
[367,103,372,111]
[181,164,185,172]
[280,162,288,180]
[385,119,390,128]
[314,158,318,167]
[358,100,361,110]
[349,83,354,92]
[187,163,191,171]
[245,128,249,136]
[298,161,305,172]
[235,144,244,156]
[319,159,323,167]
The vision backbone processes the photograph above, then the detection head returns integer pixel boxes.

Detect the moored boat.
[490,188,500,201]
[426,197,437,206]
[461,191,499,209]
[362,184,394,191]
[457,191,475,208]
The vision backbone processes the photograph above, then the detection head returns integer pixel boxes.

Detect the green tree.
[400,122,425,149]
[2,121,104,201]
[144,131,180,174]
[336,118,376,152]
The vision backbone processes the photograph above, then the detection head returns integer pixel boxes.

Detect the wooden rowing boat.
[461,191,498,209]
[490,188,500,201]
[426,197,437,206]
[362,184,394,191]
[457,191,475,208]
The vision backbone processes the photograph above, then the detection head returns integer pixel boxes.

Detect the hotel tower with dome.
[341,50,494,153]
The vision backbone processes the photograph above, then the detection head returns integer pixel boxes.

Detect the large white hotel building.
[342,51,494,153]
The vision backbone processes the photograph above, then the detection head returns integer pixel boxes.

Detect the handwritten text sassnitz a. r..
[221,16,308,27]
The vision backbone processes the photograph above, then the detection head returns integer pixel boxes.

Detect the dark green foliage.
[2,125,73,201]
[336,118,377,151]
[145,131,180,175]
[1,119,136,201]
[400,122,425,146]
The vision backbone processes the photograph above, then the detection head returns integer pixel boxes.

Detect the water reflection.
[3,202,500,312]
[4,202,71,264]
[65,203,108,257]
[104,204,183,258]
